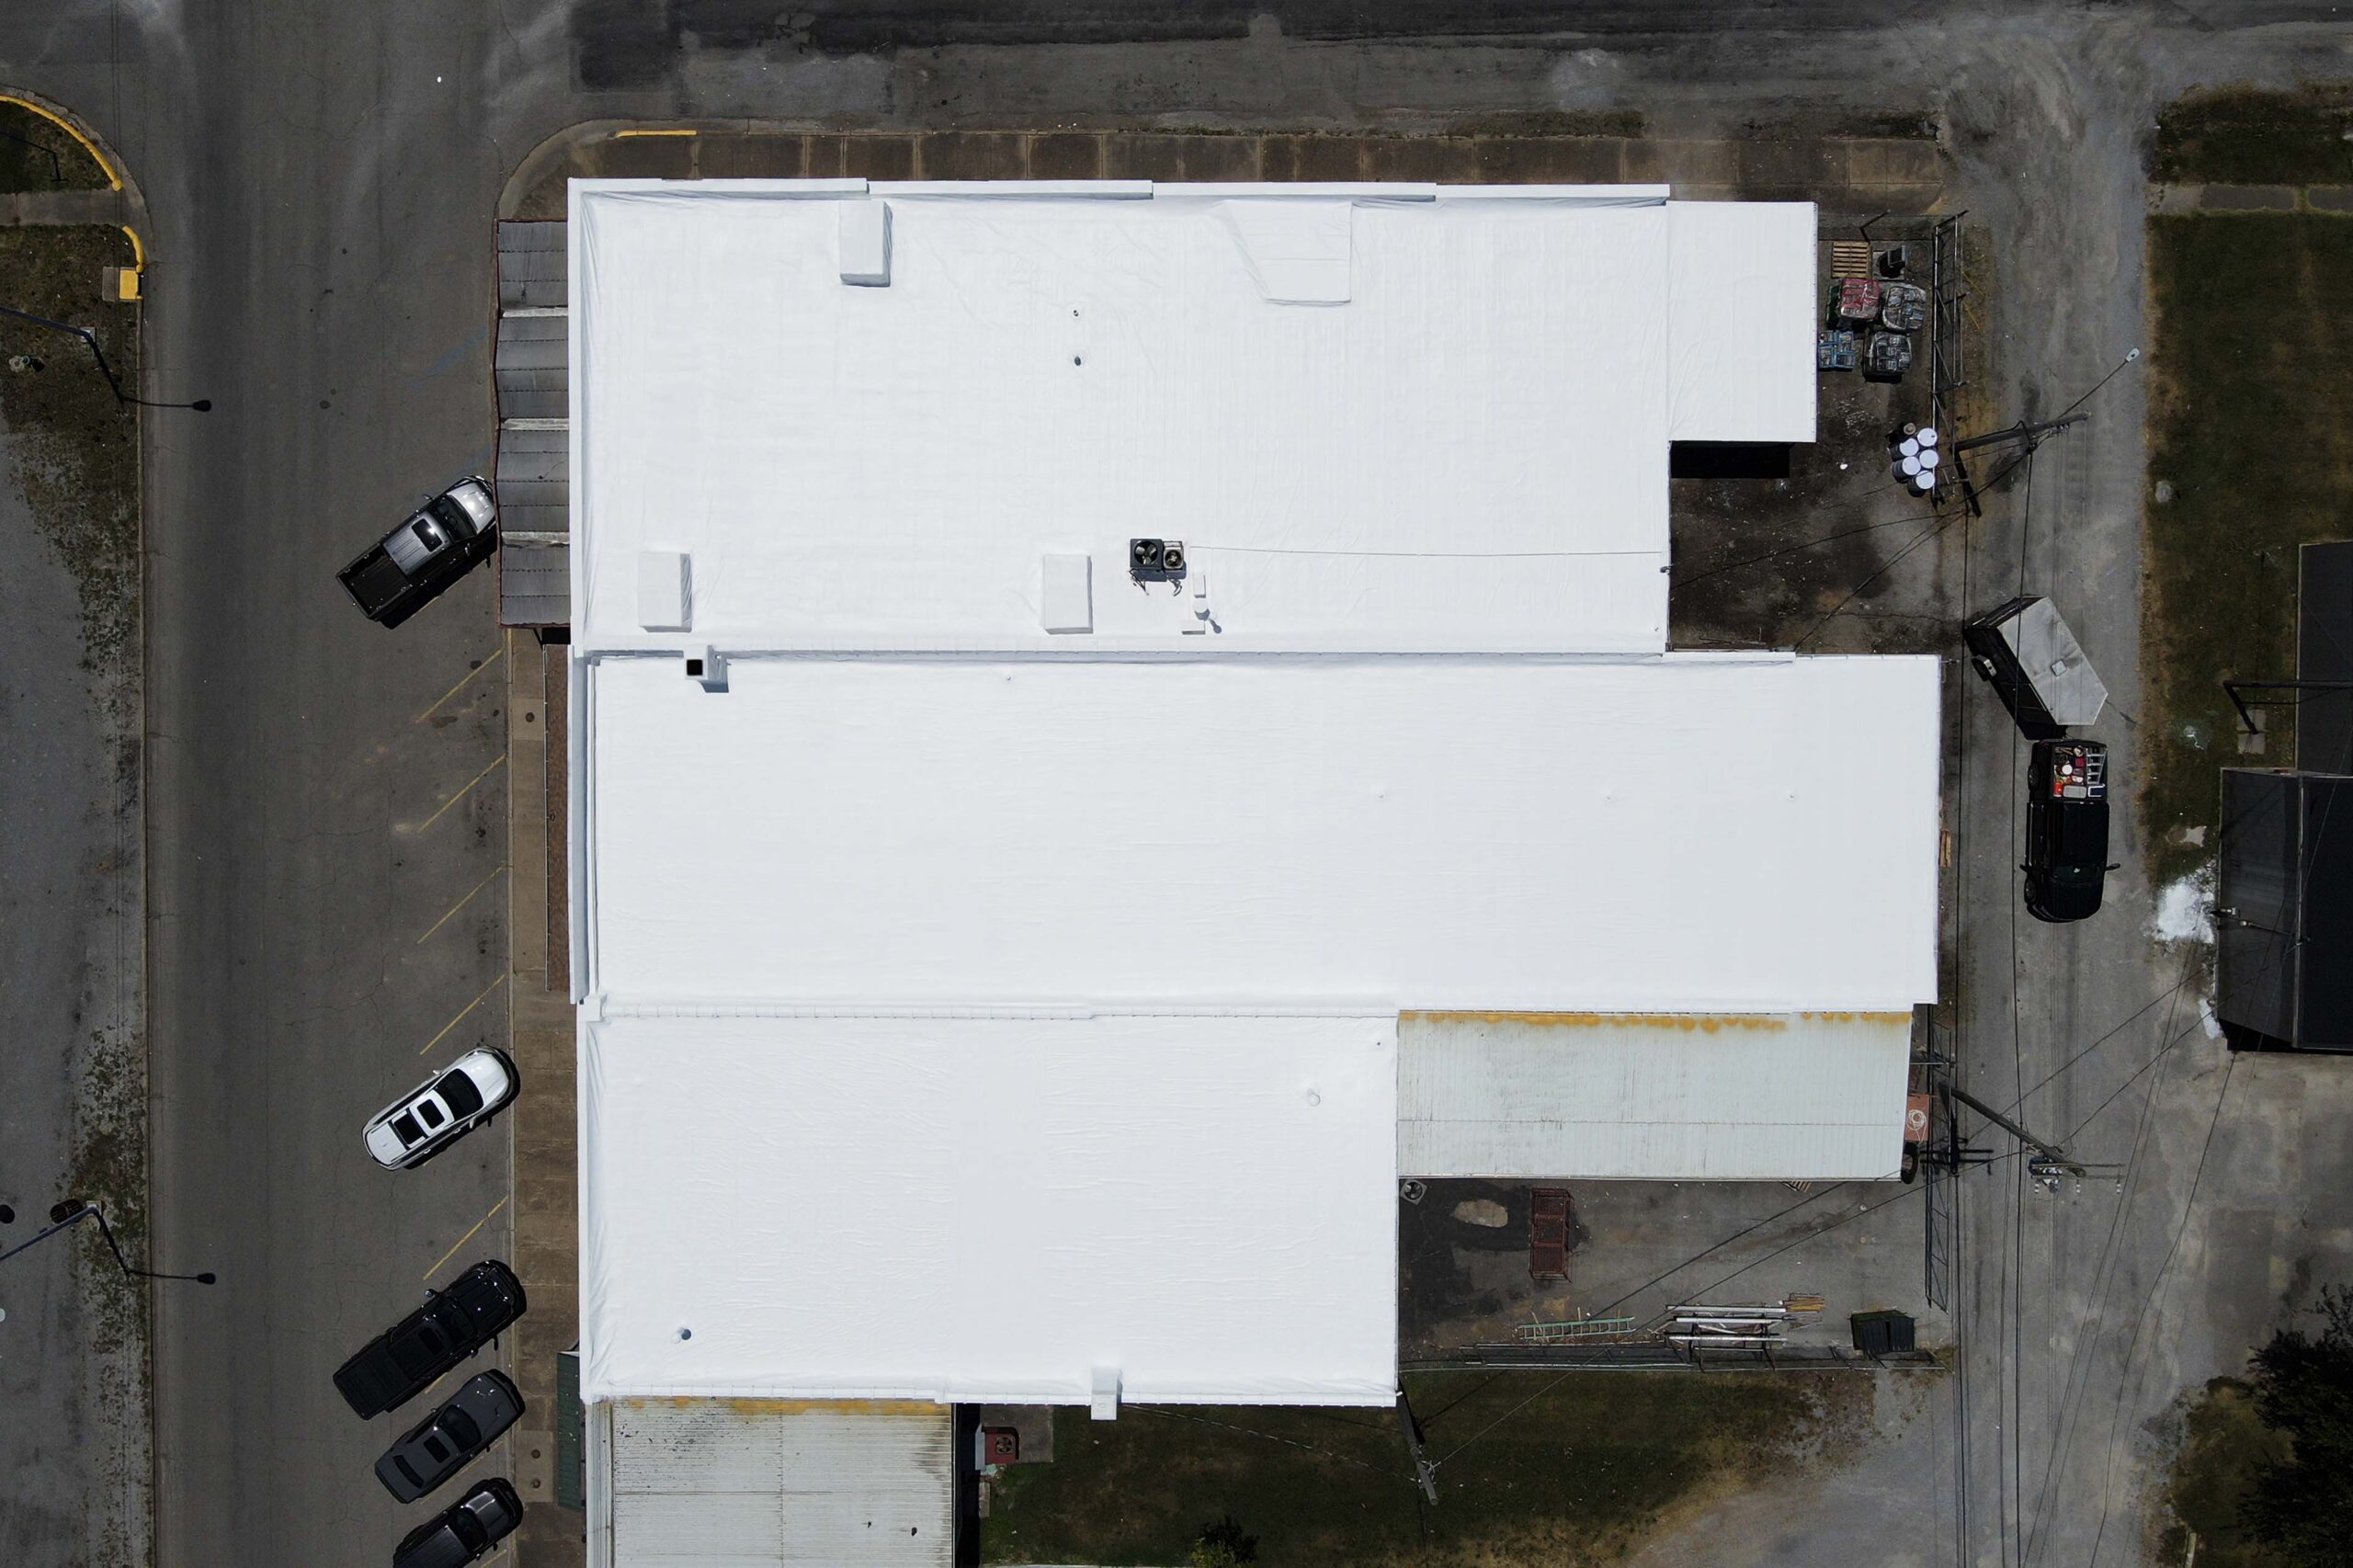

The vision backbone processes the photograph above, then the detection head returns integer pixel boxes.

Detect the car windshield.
[439,1408,481,1450]
[430,496,473,532]
[390,1112,423,1146]
[438,1071,484,1119]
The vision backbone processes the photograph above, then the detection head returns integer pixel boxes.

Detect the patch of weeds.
[0,100,112,192]
[0,225,141,672]
[2142,214,2353,882]
[984,1371,1873,1566]
[2155,85,2353,186]
[1737,109,1939,142]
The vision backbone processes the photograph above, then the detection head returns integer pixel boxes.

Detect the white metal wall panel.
[608,1399,953,1567]
[1398,1011,1914,1180]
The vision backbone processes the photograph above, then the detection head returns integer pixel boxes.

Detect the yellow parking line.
[423,1197,509,1282]
[408,754,507,835]
[415,646,506,724]
[0,95,120,189]
[415,866,506,947]
[422,974,509,1055]
[615,127,698,138]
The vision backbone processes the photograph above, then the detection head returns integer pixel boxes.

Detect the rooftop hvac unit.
[1131,538,1187,580]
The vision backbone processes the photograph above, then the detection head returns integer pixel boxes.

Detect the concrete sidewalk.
[506,629,582,1566]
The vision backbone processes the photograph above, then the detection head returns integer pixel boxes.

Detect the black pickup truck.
[338,476,498,628]
[334,1259,526,1418]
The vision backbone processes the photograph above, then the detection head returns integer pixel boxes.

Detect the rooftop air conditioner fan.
[1159,540,1186,575]
[1131,538,1165,574]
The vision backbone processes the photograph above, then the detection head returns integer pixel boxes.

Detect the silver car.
[365,1049,517,1170]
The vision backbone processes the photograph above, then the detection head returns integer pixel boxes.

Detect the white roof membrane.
[576,652,1941,1014]
[569,182,1813,656]
[1666,201,1821,445]
[579,1012,1399,1406]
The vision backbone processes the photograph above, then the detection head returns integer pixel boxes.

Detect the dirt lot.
[983,1369,1877,1567]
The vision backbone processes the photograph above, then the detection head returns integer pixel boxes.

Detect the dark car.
[393,1478,523,1568]
[2024,738,2110,923]
[375,1371,525,1504]
[335,1260,526,1419]
[339,476,498,628]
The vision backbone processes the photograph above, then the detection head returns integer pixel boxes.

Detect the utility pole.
[1945,1085,2120,1192]
[1950,412,2089,454]
[1397,1391,1439,1505]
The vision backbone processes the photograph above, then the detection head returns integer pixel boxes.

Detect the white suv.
[365,1049,518,1171]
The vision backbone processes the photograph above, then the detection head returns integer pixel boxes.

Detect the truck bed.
[339,546,412,617]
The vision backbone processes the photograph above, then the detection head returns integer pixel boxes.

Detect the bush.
[1188,1515,1258,1567]
[2242,1285,2353,1563]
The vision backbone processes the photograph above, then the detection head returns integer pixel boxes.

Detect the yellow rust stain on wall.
[629,1397,944,1421]
[1402,1010,1912,1031]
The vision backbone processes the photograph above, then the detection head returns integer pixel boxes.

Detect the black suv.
[2023,738,2110,923]
[376,1371,525,1504]
[393,1478,524,1568]
[334,1260,526,1418]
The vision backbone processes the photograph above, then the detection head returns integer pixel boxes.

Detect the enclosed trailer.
[1964,595,2108,739]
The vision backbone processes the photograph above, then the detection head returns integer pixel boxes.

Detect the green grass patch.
[0,100,112,191]
[983,1371,1870,1566]
[2143,213,2353,883]
[0,224,141,665]
[2159,1379,2292,1567]
[2156,85,2353,186]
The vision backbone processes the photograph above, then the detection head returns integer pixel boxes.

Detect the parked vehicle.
[334,1259,526,1418]
[339,476,498,628]
[364,1049,517,1171]
[1965,596,2109,741]
[392,1478,523,1568]
[2023,739,2111,923]
[375,1371,525,1504]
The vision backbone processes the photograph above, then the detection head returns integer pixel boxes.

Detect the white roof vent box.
[637,550,690,632]
[838,199,892,287]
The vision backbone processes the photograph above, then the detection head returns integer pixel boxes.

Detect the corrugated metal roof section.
[609,1398,954,1567]
[495,313,568,420]
[496,423,569,536]
[499,220,567,309]
[1397,1011,1915,1181]
[501,537,569,629]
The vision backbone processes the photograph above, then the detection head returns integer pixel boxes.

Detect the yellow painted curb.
[0,94,120,191]
[614,128,697,140]
[119,223,143,273]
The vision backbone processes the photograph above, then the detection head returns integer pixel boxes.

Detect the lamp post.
[0,302,210,411]
[0,1199,215,1284]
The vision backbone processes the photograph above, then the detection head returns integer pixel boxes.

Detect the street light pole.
[0,302,210,411]
[0,1200,215,1284]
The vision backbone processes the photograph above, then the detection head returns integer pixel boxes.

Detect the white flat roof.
[569,180,1816,655]
[580,1012,1399,1407]
[568,180,1918,1411]
[575,651,1940,1014]
[1398,1011,1916,1180]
